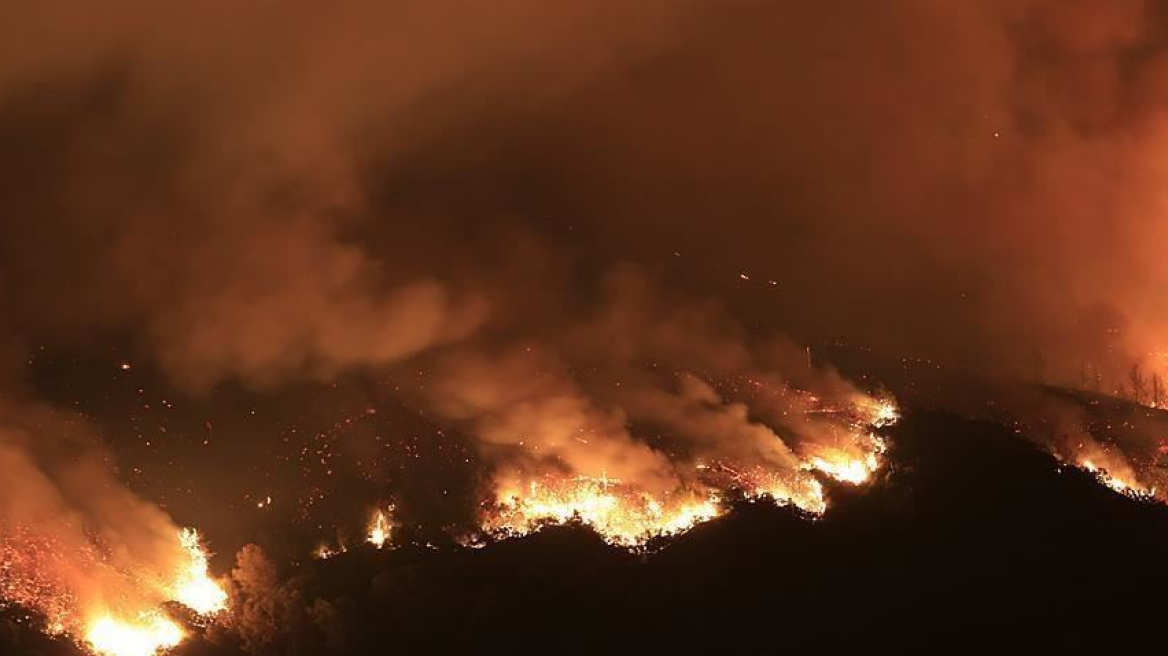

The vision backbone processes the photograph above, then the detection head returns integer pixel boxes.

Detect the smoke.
[4,0,1168,390]
[0,399,191,632]
[618,374,806,473]
[6,0,1168,640]
[398,267,884,511]
[0,11,1160,444]
[426,344,680,493]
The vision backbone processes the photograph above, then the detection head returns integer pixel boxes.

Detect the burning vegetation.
[0,405,228,656]
[0,527,226,656]
[469,393,894,549]
[13,0,1168,653]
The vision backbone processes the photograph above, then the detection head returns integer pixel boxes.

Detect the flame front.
[85,613,184,656]
[170,529,228,615]
[367,509,392,549]
[485,475,721,548]
[477,394,897,549]
[0,527,227,656]
[79,529,227,656]
[803,435,886,485]
[1079,459,1151,498]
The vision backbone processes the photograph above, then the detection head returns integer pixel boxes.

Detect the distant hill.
[6,403,1168,655]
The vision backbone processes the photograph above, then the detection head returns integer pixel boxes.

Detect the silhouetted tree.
[1153,373,1164,409]
[1130,363,1148,405]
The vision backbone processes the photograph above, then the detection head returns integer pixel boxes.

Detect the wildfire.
[803,434,887,485]
[313,544,346,560]
[1079,459,1151,498]
[85,613,183,656]
[170,529,227,615]
[704,464,828,514]
[0,527,227,656]
[78,528,227,656]
[867,397,900,428]
[484,475,722,549]
[807,453,879,484]
[478,394,899,549]
[367,508,393,549]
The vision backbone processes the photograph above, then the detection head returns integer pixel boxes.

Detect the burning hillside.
[0,404,228,656]
[9,0,1168,654]
[475,395,893,549]
[0,525,225,656]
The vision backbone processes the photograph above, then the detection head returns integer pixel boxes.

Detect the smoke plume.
[0,400,192,633]
[7,0,1168,646]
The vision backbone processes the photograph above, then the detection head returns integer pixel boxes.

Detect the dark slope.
[6,408,1168,656]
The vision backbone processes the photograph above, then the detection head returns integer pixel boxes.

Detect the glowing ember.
[85,613,184,656]
[478,393,898,548]
[868,398,900,428]
[803,435,886,485]
[170,529,227,615]
[702,463,828,514]
[313,544,346,560]
[808,453,878,484]
[367,508,393,549]
[1079,459,1151,498]
[0,526,226,656]
[484,476,722,548]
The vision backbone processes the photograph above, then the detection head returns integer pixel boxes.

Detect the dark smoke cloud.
[4,0,1168,390]
[6,3,1168,638]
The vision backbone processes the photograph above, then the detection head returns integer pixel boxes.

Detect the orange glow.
[170,529,227,615]
[313,544,346,560]
[85,613,184,656]
[80,528,226,655]
[367,508,393,549]
[484,475,721,548]
[1079,459,1151,498]
[0,527,227,656]
[803,434,886,485]
[808,453,878,484]
[477,394,898,549]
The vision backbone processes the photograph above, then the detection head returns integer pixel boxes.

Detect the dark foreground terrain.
[6,407,1168,655]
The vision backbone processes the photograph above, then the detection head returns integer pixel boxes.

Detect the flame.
[867,397,900,428]
[1079,459,1151,498]
[484,475,722,548]
[169,529,227,615]
[0,527,227,656]
[85,613,184,656]
[80,528,227,656]
[804,435,886,485]
[705,464,828,514]
[477,394,898,549]
[367,509,393,549]
[808,453,878,484]
[480,468,836,549]
[313,544,346,560]
[311,507,394,558]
